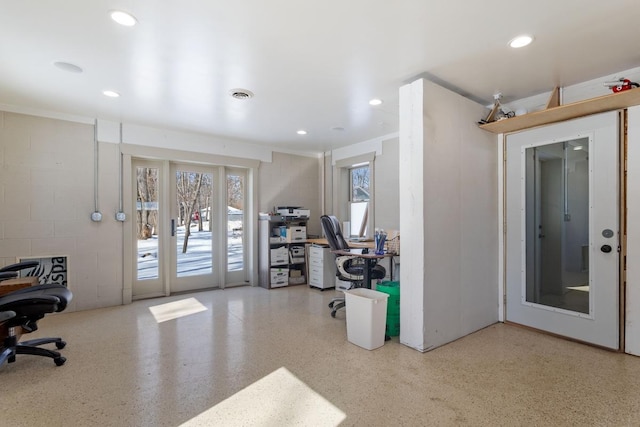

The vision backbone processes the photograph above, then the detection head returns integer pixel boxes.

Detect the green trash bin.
[376,281,400,336]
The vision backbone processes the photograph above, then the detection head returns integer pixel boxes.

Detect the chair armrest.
[0,272,18,281]
[0,260,39,273]
[0,310,16,323]
[0,293,60,311]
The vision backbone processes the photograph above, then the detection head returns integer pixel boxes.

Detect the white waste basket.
[344,288,389,350]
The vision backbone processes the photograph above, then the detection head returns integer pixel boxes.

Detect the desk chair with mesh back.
[0,260,73,367]
[0,260,39,282]
[320,215,385,317]
[0,284,72,367]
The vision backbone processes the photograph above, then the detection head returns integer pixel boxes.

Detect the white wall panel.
[625,105,640,355]
[399,79,499,351]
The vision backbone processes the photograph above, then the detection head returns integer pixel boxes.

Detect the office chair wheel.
[328,301,335,308]
[55,340,66,349]
[54,356,66,366]
[331,310,337,318]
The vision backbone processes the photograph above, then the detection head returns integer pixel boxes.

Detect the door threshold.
[504,321,621,352]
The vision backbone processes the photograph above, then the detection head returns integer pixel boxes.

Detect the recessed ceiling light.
[110,10,137,26]
[229,88,254,99]
[509,35,534,48]
[103,90,120,98]
[369,98,383,106]
[53,61,83,73]
[297,130,307,135]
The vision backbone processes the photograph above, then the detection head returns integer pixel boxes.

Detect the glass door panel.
[226,169,247,284]
[171,165,218,292]
[137,166,159,280]
[175,170,214,277]
[133,160,165,299]
[227,172,244,272]
[525,139,590,314]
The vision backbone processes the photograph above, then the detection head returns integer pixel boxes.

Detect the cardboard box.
[270,268,289,288]
[286,226,307,242]
[290,269,302,277]
[289,276,306,285]
[289,245,305,263]
[270,246,288,265]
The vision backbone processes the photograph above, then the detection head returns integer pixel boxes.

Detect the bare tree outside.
[191,173,212,232]
[136,167,159,239]
[176,171,206,253]
[227,175,244,210]
[351,165,370,201]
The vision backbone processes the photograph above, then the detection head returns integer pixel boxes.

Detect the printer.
[276,206,310,218]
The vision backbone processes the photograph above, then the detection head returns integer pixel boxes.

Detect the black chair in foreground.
[0,284,73,367]
[320,215,385,317]
[0,310,16,365]
[0,260,39,282]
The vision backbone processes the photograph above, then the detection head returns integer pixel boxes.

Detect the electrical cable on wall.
[91,119,102,222]
[115,123,126,221]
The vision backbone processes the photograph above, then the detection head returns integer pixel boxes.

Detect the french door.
[132,160,248,299]
[170,163,219,293]
[505,112,620,349]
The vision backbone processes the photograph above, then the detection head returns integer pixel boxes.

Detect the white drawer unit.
[307,245,336,290]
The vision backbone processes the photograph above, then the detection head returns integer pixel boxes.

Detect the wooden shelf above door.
[479,87,640,134]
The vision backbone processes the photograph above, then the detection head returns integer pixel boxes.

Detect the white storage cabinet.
[307,245,336,290]
[259,216,308,289]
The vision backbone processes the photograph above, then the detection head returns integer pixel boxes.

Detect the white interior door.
[505,111,619,349]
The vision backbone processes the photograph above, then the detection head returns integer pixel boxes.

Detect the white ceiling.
[1,1,639,153]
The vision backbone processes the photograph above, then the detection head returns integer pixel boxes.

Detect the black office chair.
[0,260,39,282]
[0,283,73,367]
[320,215,385,317]
[0,310,16,365]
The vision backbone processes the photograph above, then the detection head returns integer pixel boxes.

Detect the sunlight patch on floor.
[181,367,346,426]
[567,285,590,293]
[148,297,207,323]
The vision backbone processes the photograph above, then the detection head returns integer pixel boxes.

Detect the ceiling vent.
[229,89,254,99]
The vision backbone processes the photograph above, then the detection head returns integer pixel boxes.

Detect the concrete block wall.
[0,111,123,311]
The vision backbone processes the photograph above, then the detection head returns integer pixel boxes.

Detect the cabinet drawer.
[308,273,323,286]
[308,256,324,267]
[308,245,328,259]
[308,265,324,276]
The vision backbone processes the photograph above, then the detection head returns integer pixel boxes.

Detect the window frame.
[333,152,375,239]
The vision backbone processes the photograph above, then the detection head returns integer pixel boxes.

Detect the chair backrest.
[320,215,350,251]
[0,260,39,273]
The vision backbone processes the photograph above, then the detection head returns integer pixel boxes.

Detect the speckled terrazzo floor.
[2,285,640,426]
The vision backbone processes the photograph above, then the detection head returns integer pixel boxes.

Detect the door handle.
[171,219,176,237]
[601,244,612,253]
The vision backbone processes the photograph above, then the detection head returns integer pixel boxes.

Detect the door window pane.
[137,167,159,280]
[227,173,244,271]
[175,170,213,277]
[525,139,590,314]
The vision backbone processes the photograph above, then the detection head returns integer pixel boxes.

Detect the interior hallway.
[2,285,640,426]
